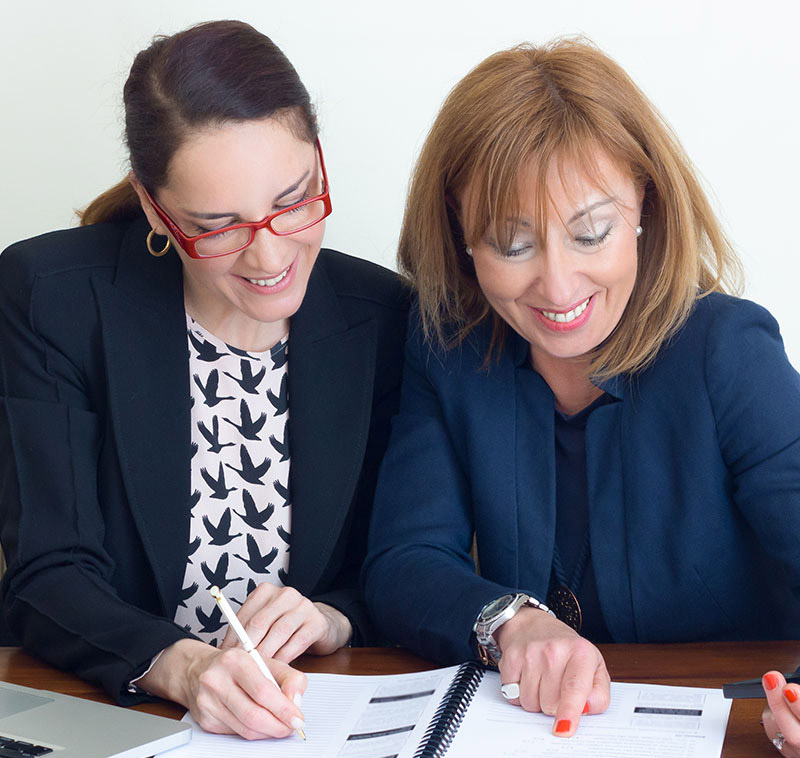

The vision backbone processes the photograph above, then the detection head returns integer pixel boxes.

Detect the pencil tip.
[298,728,307,740]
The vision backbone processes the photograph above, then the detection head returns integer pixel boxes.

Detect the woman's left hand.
[762,671,800,756]
[219,584,352,662]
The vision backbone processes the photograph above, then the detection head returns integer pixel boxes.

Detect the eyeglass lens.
[194,198,328,257]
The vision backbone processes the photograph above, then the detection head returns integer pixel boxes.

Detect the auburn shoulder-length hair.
[399,37,741,378]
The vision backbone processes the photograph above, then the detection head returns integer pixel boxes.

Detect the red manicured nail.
[785,687,798,703]
[764,674,779,691]
[582,702,590,714]
[555,719,571,734]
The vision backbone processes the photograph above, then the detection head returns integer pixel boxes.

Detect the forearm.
[364,544,519,663]
[5,564,192,705]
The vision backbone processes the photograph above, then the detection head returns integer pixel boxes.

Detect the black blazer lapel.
[93,220,191,615]
[286,256,377,594]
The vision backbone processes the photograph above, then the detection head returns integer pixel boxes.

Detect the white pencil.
[210,586,306,740]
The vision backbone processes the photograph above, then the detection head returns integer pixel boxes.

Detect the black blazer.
[0,216,408,703]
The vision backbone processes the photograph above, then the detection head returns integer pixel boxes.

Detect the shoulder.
[697,291,794,378]
[678,295,800,473]
[1,222,127,282]
[649,291,782,365]
[315,249,410,315]
[0,222,130,319]
[403,302,514,386]
[674,292,788,376]
[0,222,131,310]
[642,291,798,406]
[690,291,779,335]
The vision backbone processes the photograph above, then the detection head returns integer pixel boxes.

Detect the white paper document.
[156,667,458,758]
[450,673,732,758]
[157,666,731,758]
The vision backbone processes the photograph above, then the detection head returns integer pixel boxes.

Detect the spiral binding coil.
[413,661,485,758]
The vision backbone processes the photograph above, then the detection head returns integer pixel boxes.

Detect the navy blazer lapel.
[512,346,558,599]
[286,255,377,595]
[585,390,636,641]
[93,219,191,616]
[456,330,555,596]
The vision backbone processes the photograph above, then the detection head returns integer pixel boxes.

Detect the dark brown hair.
[80,20,317,225]
[400,37,742,378]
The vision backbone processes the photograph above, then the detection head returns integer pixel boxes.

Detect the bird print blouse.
[174,316,292,645]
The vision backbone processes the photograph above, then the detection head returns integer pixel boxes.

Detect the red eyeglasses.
[143,138,332,259]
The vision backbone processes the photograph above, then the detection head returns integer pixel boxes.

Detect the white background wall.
[2,0,799,365]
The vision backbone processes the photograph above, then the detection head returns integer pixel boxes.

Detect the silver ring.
[501,682,520,700]
[773,731,786,751]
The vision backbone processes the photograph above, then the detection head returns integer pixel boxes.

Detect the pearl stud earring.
[635,225,643,237]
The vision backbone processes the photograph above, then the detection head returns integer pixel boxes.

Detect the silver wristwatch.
[473,593,555,667]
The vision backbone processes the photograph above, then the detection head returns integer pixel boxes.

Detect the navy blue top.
[364,293,800,665]
[553,395,613,643]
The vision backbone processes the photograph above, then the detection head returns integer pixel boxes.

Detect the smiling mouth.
[246,266,290,287]
[537,296,592,324]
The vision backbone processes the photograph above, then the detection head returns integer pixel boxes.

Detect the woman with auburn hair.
[364,38,800,752]
[0,20,408,739]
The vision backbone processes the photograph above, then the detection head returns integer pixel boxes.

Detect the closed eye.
[503,245,534,258]
[485,234,536,259]
[195,225,238,237]
[575,225,612,248]
[275,191,312,213]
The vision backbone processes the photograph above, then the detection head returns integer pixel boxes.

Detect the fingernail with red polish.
[555,719,571,734]
[764,674,779,691]
[785,687,798,703]
[582,702,590,714]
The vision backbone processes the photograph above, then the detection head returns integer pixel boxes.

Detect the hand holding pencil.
[211,586,307,739]
[136,591,307,740]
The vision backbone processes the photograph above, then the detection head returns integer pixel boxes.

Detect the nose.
[241,227,292,273]
[534,245,581,308]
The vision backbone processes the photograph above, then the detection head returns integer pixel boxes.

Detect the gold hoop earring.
[146,229,171,257]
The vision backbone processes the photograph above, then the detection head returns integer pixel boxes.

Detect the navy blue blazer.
[364,293,800,664]
[0,216,408,703]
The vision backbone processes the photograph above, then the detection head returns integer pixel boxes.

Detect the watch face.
[480,594,515,622]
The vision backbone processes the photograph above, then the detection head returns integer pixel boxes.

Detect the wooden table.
[0,642,796,757]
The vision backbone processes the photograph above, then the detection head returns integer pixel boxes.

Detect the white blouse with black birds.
[175,315,292,645]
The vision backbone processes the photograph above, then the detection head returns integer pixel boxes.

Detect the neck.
[184,281,288,352]
[530,348,602,416]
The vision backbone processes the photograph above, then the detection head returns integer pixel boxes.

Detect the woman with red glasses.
[0,20,408,739]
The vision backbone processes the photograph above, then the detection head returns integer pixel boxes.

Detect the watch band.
[474,593,555,667]
[478,637,503,668]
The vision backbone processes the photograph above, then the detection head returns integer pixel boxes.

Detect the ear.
[128,172,168,236]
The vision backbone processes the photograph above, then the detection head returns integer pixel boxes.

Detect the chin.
[256,290,306,324]
[530,332,601,362]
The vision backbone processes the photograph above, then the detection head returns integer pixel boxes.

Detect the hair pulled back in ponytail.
[80,20,317,226]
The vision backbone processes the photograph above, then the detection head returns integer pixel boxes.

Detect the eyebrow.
[567,198,615,224]
[503,198,617,230]
[183,169,312,221]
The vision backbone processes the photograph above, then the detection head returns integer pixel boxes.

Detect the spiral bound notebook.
[159,661,731,758]
[413,661,484,757]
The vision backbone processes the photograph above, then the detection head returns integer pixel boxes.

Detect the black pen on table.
[210,586,307,739]
[723,668,800,699]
